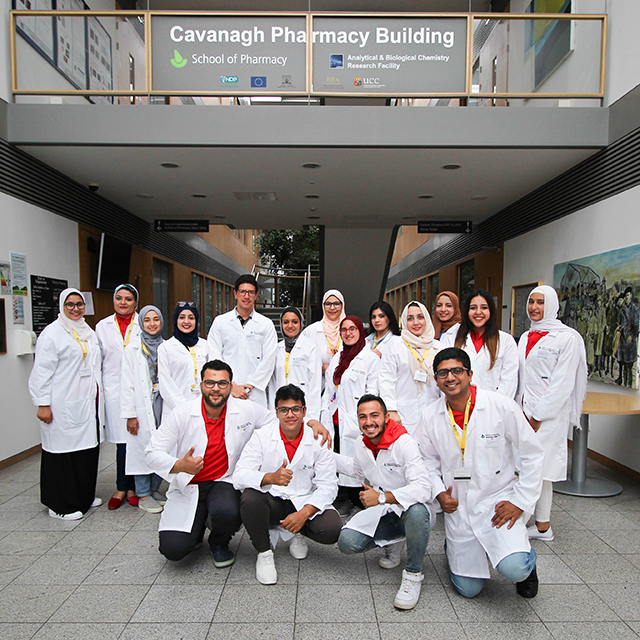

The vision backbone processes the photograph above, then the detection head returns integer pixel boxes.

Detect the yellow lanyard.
[284,352,290,380]
[141,342,158,378]
[188,346,198,389]
[326,334,341,356]
[115,315,134,348]
[372,331,388,350]
[403,339,428,365]
[71,330,88,362]
[447,395,472,461]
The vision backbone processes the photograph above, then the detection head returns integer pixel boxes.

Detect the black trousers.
[240,487,343,553]
[159,480,242,561]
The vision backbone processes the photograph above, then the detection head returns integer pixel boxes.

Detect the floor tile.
[0,585,76,622]
[214,584,297,622]
[546,530,617,555]
[109,530,162,555]
[535,554,583,584]
[0,532,68,556]
[560,554,640,583]
[546,621,640,640]
[593,530,640,555]
[16,513,85,532]
[131,585,223,623]
[0,554,41,585]
[13,555,103,585]
[75,508,144,532]
[446,583,539,622]
[296,623,380,640]
[154,553,232,585]
[528,584,619,622]
[31,623,125,639]
[461,622,554,640]
[572,511,638,531]
[46,531,126,556]
[120,623,210,640]
[0,623,42,639]
[298,547,368,584]
[296,584,374,623]
[207,623,294,640]
[83,553,167,585]
[379,622,466,640]
[590,583,640,620]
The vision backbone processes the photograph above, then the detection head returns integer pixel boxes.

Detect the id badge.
[79,366,92,378]
[414,369,428,383]
[454,467,471,481]
[190,385,200,395]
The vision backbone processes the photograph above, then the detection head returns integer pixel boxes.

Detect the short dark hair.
[357,394,387,414]
[201,359,233,381]
[275,384,306,407]
[433,347,471,373]
[235,274,258,293]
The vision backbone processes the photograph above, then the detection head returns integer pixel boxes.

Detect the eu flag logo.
[251,76,267,88]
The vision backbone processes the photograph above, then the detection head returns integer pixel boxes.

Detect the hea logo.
[220,76,239,83]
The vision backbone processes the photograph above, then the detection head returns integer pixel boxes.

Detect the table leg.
[553,414,622,497]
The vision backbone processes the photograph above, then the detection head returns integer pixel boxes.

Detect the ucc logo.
[220,76,239,83]
[353,77,362,86]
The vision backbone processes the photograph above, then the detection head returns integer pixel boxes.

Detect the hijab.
[322,289,346,355]
[280,306,303,353]
[400,301,437,386]
[333,316,366,386]
[57,288,93,341]
[172,303,200,349]
[114,283,139,308]
[139,305,164,426]
[526,285,588,426]
[432,291,462,338]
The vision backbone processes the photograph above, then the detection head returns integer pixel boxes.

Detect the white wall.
[0,192,79,462]
[502,184,640,473]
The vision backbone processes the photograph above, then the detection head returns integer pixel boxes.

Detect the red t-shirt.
[470,330,485,353]
[450,384,477,429]
[363,419,408,458]
[526,331,549,357]
[190,401,229,484]
[280,426,304,462]
[115,313,133,338]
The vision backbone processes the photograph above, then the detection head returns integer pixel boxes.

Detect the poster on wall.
[87,14,113,103]
[554,244,640,390]
[14,0,55,66]
[10,253,28,296]
[55,0,88,90]
[0,262,11,295]
[30,275,68,335]
[13,297,25,325]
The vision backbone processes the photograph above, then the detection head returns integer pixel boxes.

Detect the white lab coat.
[416,388,544,579]
[439,330,519,399]
[29,319,104,454]
[267,335,323,422]
[437,323,460,342]
[120,337,160,476]
[233,422,337,519]
[207,309,278,407]
[335,431,435,541]
[516,330,586,481]
[364,331,396,356]
[301,320,342,369]
[379,335,441,435]
[145,396,277,532]
[95,313,140,443]
[157,336,209,420]
[320,348,379,487]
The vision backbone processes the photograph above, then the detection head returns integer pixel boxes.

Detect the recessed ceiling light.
[470,195,488,200]
[160,162,180,169]
[136,193,154,199]
[418,194,434,199]
[441,163,461,170]
[302,163,321,169]
[191,193,207,198]
[234,192,277,201]
[305,194,320,199]
[402,216,415,219]
[212,215,226,219]
[307,215,321,219]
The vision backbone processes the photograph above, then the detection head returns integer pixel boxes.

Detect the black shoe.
[211,545,235,568]
[516,567,538,598]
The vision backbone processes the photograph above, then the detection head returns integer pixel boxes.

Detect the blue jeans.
[338,503,430,574]
[450,549,537,598]
[134,473,162,498]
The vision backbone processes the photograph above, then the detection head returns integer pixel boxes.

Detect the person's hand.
[266,459,293,487]
[437,486,459,514]
[527,416,542,432]
[492,500,523,529]
[126,418,139,436]
[171,446,204,475]
[231,382,250,399]
[307,419,332,448]
[359,482,381,508]
[388,411,402,425]
[372,348,382,358]
[280,506,315,534]
[322,364,329,374]
[37,406,53,424]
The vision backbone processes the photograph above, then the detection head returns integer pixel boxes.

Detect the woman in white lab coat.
[268,307,322,422]
[321,315,379,508]
[301,289,346,373]
[442,289,519,399]
[121,305,166,514]
[95,284,141,510]
[157,302,209,419]
[517,285,587,542]
[379,301,441,435]
[29,288,103,520]
[365,301,400,358]
[432,291,461,342]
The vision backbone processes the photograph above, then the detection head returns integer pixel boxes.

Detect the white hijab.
[57,288,93,341]
[322,289,346,354]
[400,301,436,385]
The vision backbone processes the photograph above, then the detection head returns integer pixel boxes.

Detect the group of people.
[28,275,587,610]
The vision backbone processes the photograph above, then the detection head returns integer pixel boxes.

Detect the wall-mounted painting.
[554,244,640,390]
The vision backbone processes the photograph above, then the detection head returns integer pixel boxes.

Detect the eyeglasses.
[237,289,257,297]
[324,302,342,309]
[64,301,85,310]
[177,301,197,309]
[340,326,358,335]
[201,380,231,389]
[276,405,304,416]
[435,367,469,379]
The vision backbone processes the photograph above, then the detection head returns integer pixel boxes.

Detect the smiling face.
[143,310,162,336]
[406,305,427,337]
[324,295,343,322]
[276,398,307,436]
[340,319,360,346]
[435,295,454,323]
[234,283,257,315]
[528,293,545,322]
[114,289,136,316]
[434,358,473,402]
[358,400,388,446]
[370,308,389,336]
[177,310,196,333]
[200,368,232,409]
[468,295,491,332]
[63,293,85,321]
[281,312,301,339]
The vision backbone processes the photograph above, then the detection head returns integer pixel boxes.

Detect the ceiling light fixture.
[470,195,488,200]
[305,194,320,199]
[302,163,321,169]
[441,163,461,170]
[191,193,207,198]
[307,215,321,220]
[418,194,434,199]
[160,162,180,169]
[136,193,154,199]
[212,215,226,219]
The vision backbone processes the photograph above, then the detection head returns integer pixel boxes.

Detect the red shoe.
[108,496,124,510]
[127,495,139,507]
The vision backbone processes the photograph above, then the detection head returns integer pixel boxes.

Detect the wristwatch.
[377,491,387,505]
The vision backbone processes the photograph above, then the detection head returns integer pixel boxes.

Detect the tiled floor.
[1,442,640,640]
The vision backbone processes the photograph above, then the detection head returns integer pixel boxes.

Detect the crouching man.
[416,347,543,599]
[233,384,342,585]
[336,394,434,610]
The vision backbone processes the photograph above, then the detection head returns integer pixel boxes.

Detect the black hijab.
[172,303,200,349]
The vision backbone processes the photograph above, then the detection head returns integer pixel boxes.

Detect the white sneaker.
[379,541,403,569]
[394,570,424,610]
[256,549,278,585]
[138,496,163,514]
[48,509,83,521]
[289,534,309,559]
[90,497,102,508]
[527,524,554,541]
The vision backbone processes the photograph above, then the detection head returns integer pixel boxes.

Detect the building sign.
[418,220,472,234]
[155,219,210,232]
[311,16,468,95]
[151,15,308,93]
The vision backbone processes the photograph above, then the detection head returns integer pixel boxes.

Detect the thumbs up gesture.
[437,485,459,514]
[359,482,380,508]
[269,459,294,487]
[172,446,204,475]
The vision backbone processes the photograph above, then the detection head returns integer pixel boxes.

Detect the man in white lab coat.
[417,347,543,599]
[207,274,278,407]
[233,384,342,585]
[336,394,433,611]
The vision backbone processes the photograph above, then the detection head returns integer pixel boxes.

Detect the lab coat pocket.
[246,333,263,361]
[64,396,93,427]
[475,433,503,475]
